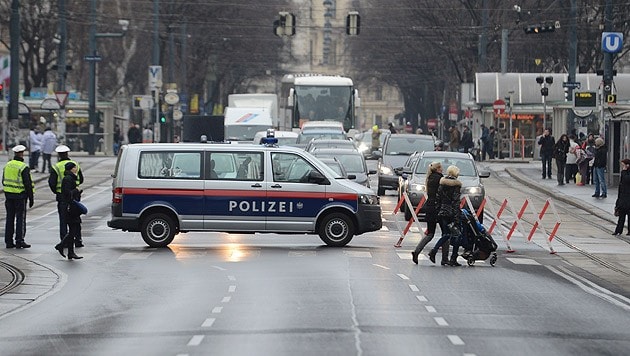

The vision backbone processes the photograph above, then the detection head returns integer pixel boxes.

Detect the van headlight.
[359,194,379,205]
[409,183,426,192]
[462,186,482,195]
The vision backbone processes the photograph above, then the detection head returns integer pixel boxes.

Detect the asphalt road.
[0,155,629,355]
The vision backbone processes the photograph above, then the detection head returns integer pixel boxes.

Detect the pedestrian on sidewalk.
[575,144,589,186]
[613,158,630,236]
[411,162,449,265]
[565,134,579,184]
[592,137,607,198]
[583,134,596,184]
[3,145,34,249]
[553,134,570,185]
[29,126,42,172]
[41,127,57,174]
[538,128,555,179]
[427,165,462,266]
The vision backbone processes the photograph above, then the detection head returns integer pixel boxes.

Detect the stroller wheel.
[490,254,497,266]
[467,257,475,266]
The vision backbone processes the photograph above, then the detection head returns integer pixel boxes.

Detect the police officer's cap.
[55,145,71,153]
[12,144,26,153]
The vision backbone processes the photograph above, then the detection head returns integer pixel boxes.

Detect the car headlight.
[380,165,393,175]
[409,183,426,192]
[462,186,483,195]
[359,194,379,205]
[357,143,370,153]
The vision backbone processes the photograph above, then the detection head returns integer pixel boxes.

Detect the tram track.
[0,261,24,296]
[484,165,630,278]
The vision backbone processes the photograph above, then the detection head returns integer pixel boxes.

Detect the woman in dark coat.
[553,134,570,185]
[427,165,463,266]
[54,162,83,260]
[411,162,450,265]
[613,158,630,235]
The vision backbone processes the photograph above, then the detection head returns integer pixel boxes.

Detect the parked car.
[399,151,490,222]
[306,138,356,152]
[311,148,376,188]
[373,134,436,196]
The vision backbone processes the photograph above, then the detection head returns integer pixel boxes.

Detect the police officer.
[3,145,34,248]
[48,145,84,247]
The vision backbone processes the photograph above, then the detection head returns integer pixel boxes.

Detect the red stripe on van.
[123,188,204,196]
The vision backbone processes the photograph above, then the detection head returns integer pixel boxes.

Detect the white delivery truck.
[223,107,273,142]
[227,93,279,126]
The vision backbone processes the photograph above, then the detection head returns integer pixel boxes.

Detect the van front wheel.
[141,213,176,247]
[318,213,355,247]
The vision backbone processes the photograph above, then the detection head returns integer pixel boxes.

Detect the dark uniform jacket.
[538,135,555,155]
[616,170,630,212]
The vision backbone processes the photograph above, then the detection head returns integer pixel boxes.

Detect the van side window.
[207,152,263,181]
[272,152,318,183]
[139,152,202,179]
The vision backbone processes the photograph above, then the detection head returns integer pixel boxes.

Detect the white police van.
[107,140,381,247]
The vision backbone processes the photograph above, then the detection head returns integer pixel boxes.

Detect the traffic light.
[346,11,360,35]
[524,22,555,34]
[540,87,549,96]
[273,12,296,37]
[160,113,166,123]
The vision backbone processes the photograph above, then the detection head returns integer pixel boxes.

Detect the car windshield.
[298,131,348,143]
[415,157,477,177]
[385,137,434,155]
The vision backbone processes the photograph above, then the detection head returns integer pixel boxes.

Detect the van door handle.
[271,184,282,188]
[251,183,262,188]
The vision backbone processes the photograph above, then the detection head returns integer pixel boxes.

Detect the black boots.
[427,250,436,264]
[68,253,83,260]
[449,255,462,266]
[411,251,419,264]
[54,244,66,257]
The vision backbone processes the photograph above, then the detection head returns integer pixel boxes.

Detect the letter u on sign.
[602,32,623,53]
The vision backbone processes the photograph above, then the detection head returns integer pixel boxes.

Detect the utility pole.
[152,0,160,142]
[56,0,68,141]
[567,0,577,134]
[8,0,19,122]
[87,0,97,155]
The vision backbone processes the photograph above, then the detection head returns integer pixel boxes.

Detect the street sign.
[574,91,597,108]
[607,94,617,104]
[602,32,623,53]
[148,66,162,89]
[173,109,183,121]
[562,81,581,89]
[83,55,102,62]
[54,91,69,108]
[164,92,179,105]
[493,99,506,115]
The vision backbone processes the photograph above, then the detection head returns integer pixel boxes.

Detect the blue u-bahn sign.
[602,32,623,53]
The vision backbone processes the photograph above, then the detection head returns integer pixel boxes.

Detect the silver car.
[401,151,490,222]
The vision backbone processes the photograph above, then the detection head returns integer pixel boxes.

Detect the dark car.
[311,148,376,187]
[399,151,490,222]
[373,134,436,196]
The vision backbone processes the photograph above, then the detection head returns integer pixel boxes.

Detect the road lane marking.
[409,284,419,292]
[447,335,465,345]
[201,318,215,327]
[187,335,204,346]
[288,251,316,256]
[212,307,223,313]
[425,305,436,313]
[227,275,236,281]
[211,266,226,271]
[416,295,428,302]
[118,252,152,260]
[228,285,236,292]
[505,257,540,265]
[547,265,630,311]
[372,264,390,270]
[221,296,231,303]
[343,251,372,258]
[397,273,409,280]
[434,317,448,326]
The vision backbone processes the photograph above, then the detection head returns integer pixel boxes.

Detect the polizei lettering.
[228,200,294,213]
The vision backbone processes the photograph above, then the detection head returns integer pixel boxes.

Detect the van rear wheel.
[141,213,176,247]
[318,213,355,247]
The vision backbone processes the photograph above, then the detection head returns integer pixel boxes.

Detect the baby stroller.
[459,209,498,266]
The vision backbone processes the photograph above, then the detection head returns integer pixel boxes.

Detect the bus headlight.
[359,194,379,205]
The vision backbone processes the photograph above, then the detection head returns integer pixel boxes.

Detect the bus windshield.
[294,85,353,130]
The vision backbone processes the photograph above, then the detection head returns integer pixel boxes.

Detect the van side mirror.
[479,171,491,178]
[347,174,357,180]
[308,170,330,185]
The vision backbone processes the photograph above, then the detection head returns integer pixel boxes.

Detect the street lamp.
[87,0,128,155]
[537,76,553,130]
